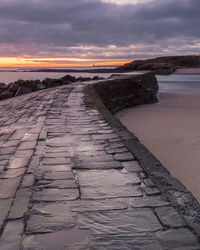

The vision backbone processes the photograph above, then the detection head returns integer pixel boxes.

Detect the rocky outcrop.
[118,55,200,75]
[0,75,103,101]
[88,72,158,113]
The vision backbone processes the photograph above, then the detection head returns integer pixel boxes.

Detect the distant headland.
[24,55,200,75]
[117,55,200,75]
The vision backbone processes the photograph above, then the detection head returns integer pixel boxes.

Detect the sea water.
[1,67,200,93]
[157,74,200,93]
[0,67,116,84]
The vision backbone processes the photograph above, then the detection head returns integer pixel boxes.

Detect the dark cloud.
[0,0,199,60]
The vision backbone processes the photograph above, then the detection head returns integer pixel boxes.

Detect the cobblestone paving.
[0,82,199,249]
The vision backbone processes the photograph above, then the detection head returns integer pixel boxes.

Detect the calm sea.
[0,67,117,84]
[157,74,200,93]
[1,67,200,93]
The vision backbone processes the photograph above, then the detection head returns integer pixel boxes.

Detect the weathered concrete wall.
[91,72,158,114]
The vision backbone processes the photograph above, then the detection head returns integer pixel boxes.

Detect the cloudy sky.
[0,0,199,67]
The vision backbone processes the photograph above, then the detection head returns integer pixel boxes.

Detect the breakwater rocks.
[118,55,200,75]
[0,74,103,101]
[88,72,158,113]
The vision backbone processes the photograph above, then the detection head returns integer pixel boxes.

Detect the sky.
[0,0,199,67]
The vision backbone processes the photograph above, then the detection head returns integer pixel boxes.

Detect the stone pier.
[0,76,199,249]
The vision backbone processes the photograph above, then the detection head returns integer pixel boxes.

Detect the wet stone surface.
[78,209,162,236]
[0,81,199,249]
[27,203,76,234]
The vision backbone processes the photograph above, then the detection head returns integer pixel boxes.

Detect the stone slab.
[92,133,118,140]
[43,171,73,180]
[77,169,141,187]
[0,199,13,228]
[122,161,143,173]
[8,156,30,169]
[80,185,142,199]
[0,177,21,198]
[70,199,128,212]
[18,141,37,150]
[157,228,200,249]
[113,152,134,161]
[22,228,91,250]
[42,164,72,172]
[73,161,122,170]
[88,235,164,250]
[155,206,186,227]
[3,167,26,179]
[78,209,162,236]
[21,174,35,188]
[33,188,79,202]
[42,157,70,165]
[130,197,169,208]
[0,220,24,250]
[9,196,30,219]
[37,179,77,189]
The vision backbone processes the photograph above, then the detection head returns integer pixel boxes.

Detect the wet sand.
[175,68,200,74]
[117,92,200,202]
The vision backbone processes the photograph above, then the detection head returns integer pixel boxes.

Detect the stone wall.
[85,72,200,238]
[91,72,158,113]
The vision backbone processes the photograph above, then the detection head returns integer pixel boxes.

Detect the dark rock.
[15,79,25,86]
[36,83,46,90]
[0,83,6,90]
[0,89,14,100]
[15,87,32,96]
[60,75,77,82]
[77,77,92,82]
[93,76,100,80]
[8,83,18,92]
[42,78,62,88]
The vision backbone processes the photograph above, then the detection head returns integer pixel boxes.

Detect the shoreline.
[175,68,200,74]
[117,91,200,202]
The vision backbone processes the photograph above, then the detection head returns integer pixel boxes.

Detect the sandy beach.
[117,92,200,202]
[175,68,200,74]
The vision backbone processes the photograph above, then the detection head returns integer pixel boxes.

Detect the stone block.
[0,177,21,198]
[155,206,186,227]
[33,188,79,202]
[0,220,24,250]
[0,199,12,228]
[130,197,169,209]
[78,209,162,236]
[114,152,134,161]
[157,228,200,249]
[9,156,30,169]
[122,161,143,173]
[18,141,37,150]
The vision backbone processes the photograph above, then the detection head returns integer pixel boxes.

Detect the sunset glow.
[0,57,130,68]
